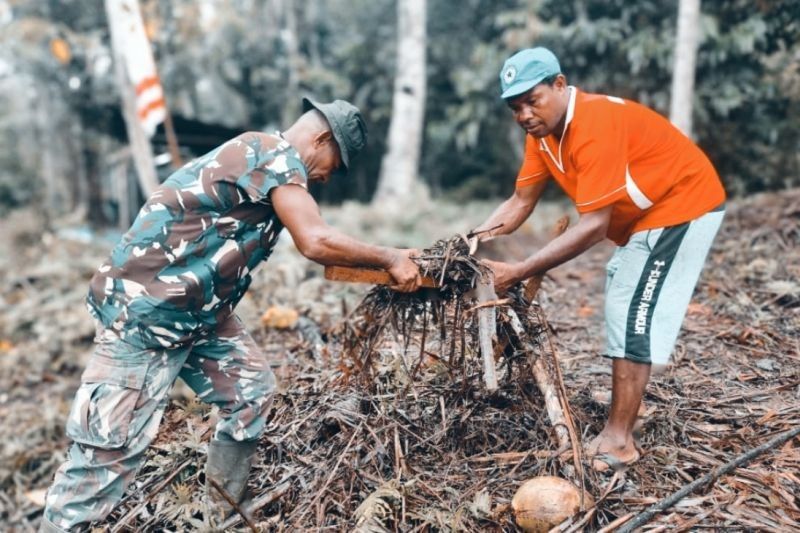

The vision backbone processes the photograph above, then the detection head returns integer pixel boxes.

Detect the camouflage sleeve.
[235,134,309,204]
[196,133,308,208]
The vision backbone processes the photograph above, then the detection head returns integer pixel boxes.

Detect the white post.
[669,0,701,138]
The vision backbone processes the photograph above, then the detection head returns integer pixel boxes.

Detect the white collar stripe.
[538,86,578,173]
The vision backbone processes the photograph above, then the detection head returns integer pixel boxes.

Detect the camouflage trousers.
[42,314,276,531]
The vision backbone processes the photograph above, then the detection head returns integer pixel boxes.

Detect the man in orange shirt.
[472,47,725,471]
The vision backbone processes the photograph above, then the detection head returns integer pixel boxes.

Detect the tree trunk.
[372,0,427,207]
[105,0,160,198]
[280,0,302,125]
[669,0,701,138]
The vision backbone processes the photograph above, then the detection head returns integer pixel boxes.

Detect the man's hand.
[386,249,422,292]
[482,259,522,294]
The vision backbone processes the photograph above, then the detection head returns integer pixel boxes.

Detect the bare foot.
[585,428,640,472]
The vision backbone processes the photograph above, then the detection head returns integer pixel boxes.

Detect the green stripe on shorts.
[624,223,689,362]
[604,209,724,365]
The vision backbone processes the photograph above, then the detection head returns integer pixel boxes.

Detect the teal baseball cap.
[499,47,561,99]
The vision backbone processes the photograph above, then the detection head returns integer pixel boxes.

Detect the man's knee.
[44,341,168,530]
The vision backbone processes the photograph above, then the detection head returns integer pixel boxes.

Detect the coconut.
[260,305,299,329]
[511,476,593,533]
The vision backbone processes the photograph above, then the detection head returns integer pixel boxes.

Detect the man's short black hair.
[539,73,560,87]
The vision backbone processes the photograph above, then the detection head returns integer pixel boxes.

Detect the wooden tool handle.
[523,215,571,303]
[324,265,438,288]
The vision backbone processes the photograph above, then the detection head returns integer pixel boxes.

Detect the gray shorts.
[604,207,725,365]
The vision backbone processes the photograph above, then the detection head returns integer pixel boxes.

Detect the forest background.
[0,0,797,226]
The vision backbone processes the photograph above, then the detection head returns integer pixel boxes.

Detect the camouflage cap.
[302,97,367,174]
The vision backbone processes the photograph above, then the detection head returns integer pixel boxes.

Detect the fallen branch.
[111,457,194,533]
[300,421,364,526]
[220,479,292,530]
[208,477,258,533]
[517,216,587,508]
[506,308,570,450]
[616,424,800,533]
[534,306,586,504]
[464,297,512,313]
[475,278,499,391]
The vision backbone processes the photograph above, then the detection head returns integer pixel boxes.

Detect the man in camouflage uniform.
[40,98,422,532]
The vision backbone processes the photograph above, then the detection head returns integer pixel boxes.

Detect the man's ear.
[312,130,333,147]
[555,74,568,91]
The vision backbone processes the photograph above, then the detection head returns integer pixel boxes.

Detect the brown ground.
[0,190,798,531]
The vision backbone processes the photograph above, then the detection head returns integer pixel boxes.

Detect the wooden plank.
[324,266,438,288]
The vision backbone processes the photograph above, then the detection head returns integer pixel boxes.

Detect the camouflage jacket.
[87,132,308,348]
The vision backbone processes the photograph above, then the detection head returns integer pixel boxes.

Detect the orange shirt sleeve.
[573,101,628,212]
[515,135,550,189]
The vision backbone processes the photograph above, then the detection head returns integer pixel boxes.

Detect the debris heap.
[102,233,579,532]
[342,234,547,394]
[6,193,796,531]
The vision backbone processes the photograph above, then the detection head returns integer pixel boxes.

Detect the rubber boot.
[38,515,68,533]
[205,439,259,527]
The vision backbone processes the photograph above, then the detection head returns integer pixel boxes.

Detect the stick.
[324,265,438,288]
[301,421,363,525]
[560,471,624,533]
[616,425,800,533]
[596,512,635,533]
[517,216,588,506]
[464,298,512,312]
[523,215,570,304]
[506,309,569,450]
[111,457,193,532]
[507,216,572,451]
[208,477,259,533]
[475,278,499,391]
[535,307,586,504]
[220,480,292,530]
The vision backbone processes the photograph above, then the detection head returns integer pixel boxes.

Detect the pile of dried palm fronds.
[341,234,545,391]
[99,233,582,532]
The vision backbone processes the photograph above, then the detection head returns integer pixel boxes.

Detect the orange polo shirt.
[516,87,726,245]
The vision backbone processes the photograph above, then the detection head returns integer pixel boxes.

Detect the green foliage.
[0,0,796,215]
[694,0,799,193]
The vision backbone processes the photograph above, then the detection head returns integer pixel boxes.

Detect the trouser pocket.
[65,341,150,450]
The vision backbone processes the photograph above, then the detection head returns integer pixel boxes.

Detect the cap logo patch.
[502,65,517,85]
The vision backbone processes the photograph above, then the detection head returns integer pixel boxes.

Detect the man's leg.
[587,359,650,469]
[591,208,724,471]
[179,315,276,523]
[42,330,190,531]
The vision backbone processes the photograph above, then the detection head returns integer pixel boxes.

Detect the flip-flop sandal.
[590,450,641,473]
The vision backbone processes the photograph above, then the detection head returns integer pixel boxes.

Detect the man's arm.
[271,184,421,292]
[486,205,612,293]
[471,180,547,240]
